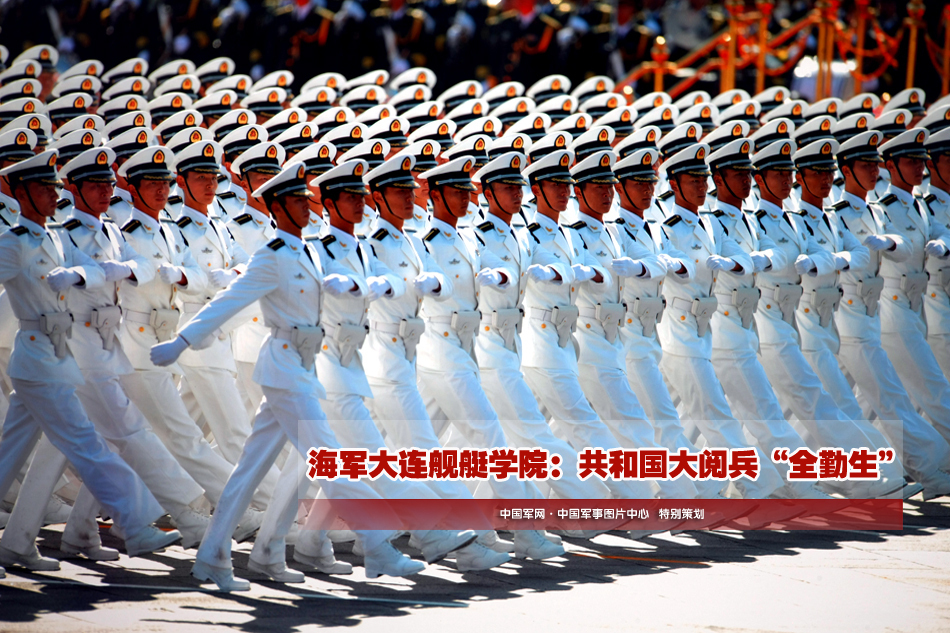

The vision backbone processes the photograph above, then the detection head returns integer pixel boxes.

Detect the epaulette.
[62,218,82,231]
[755,210,767,219]
[267,237,285,251]
[833,177,844,187]
[121,219,142,233]
[10,225,28,235]
[110,196,122,206]
[218,191,237,200]
[47,222,63,230]
[539,13,562,29]
[56,199,71,210]
[233,213,252,225]
[566,221,586,230]
[877,193,897,206]
[167,195,183,205]
[176,216,192,228]
[0,202,6,210]
[792,182,800,190]
[526,222,541,243]
[832,200,849,211]
[319,234,337,258]
[422,228,439,242]
[371,228,389,241]
[663,215,681,227]
[925,193,937,207]
[476,220,493,232]
[614,217,625,225]
[712,209,725,217]
[658,190,674,201]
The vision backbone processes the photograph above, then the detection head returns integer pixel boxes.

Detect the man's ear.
[668,176,680,196]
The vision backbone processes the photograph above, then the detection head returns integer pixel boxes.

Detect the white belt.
[714,292,737,307]
[882,277,904,289]
[271,327,295,341]
[669,296,697,312]
[123,309,152,324]
[426,314,462,324]
[371,320,402,334]
[527,307,555,321]
[577,306,599,319]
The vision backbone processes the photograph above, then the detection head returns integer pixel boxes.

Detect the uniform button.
[207,263,211,266]
[283,343,289,349]
[85,322,91,327]
[893,295,898,300]
[627,318,632,324]
[300,289,304,293]
[484,326,490,331]
[585,323,590,328]
[541,323,547,329]
[848,299,853,304]
[766,304,771,309]
[724,310,729,316]
[253,317,258,322]
[443,331,449,337]
[695,259,699,263]
[455,274,459,278]
[804,308,809,313]
[932,292,937,298]
[659,280,663,285]
[29,335,35,341]
[60,295,64,300]
[392,337,397,342]
[139,327,145,332]
[322,345,328,350]
[403,277,407,281]
[680,315,685,321]
[571,286,575,292]
[40,275,45,279]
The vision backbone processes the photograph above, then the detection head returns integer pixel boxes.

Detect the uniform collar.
[485,212,510,235]
[886,185,915,207]
[116,187,132,203]
[71,209,103,232]
[841,191,867,212]
[181,205,211,227]
[329,225,357,252]
[244,206,270,226]
[430,217,458,241]
[376,217,405,240]
[714,199,742,221]
[928,185,950,206]
[412,203,427,223]
[535,211,560,235]
[619,207,646,230]
[799,199,823,222]
[672,203,700,225]
[17,215,45,238]
[578,212,604,232]
[759,198,783,219]
[276,229,305,252]
[131,208,160,233]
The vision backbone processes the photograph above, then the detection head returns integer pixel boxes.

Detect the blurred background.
[0,0,943,102]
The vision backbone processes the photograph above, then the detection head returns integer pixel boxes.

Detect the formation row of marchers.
[0,43,947,592]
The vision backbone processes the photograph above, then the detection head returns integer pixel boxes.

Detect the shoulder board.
[267,238,285,251]
[566,221,586,230]
[755,210,767,219]
[663,215,681,227]
[613,217,625,225]
[320,234,336,246]
[62,218,82,231]
[218,191,237,200]
[711,209,725,217]
[0,202,6,210]
[527,222,541,232]
[56,199,71,210]
[233,213,252,225]
[925,194,937,205]
[833,177,844,187]
[658,190,674,201]
[10,225,28,235]
[121,219,142,233]
[832,200,849,211]
[422,228,439,242]
[167,195,183,205]
[371,228,389,241]
[792,182,800,190]
[110,196,122,206]
[176,216,192,228]
[539,13,562,29]
[476,220,493,232]
[878,193,897,206]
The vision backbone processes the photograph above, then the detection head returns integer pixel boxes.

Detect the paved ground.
[1,499,948,633]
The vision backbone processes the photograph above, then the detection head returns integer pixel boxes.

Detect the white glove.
[705,255,734,271]
[158,263,185,285]
[610,257,644,277]
[794,254,816,275]
[833,254,850,270]
[656,253,677,273]
[46,268,82,292]
[412,273,441,296]
[323,273,356,296]
[863,235,894,251]
[475,268,504,287]
[367,275,393,300]
[150,336,189,367]
[571,264,596,283]
[750,253,771,272]
[925,240,949,258]
[100,260,133,282]
[527,264,557,283]
[209,268,238,289]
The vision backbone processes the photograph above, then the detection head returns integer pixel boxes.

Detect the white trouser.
[837,335,950,488]
[366,376,494,503]
[251,392,447,567]
[417,367,544,501]
[880,320,950,447]
[0,379,162,542]
[235,360,264,422]
[195,386,391,570]
[578,363,698,500]
[522,366,659,500]
[928,332,950,381]
[480,366,611,500]
[1,373,206,556]
[658,353,784,498]
[119,369,270,510]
